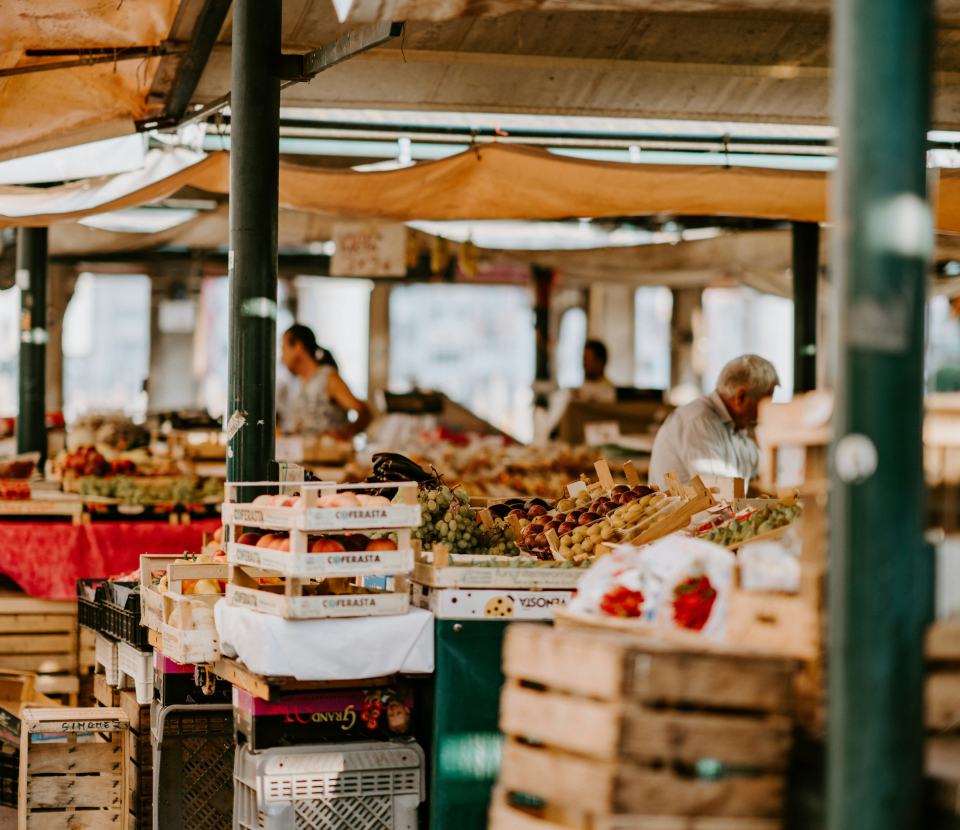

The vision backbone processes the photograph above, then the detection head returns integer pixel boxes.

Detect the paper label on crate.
[232,507,267,524]
[30,720,123,734]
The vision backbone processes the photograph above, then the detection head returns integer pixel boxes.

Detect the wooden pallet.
[18,706,128,829]
[492,625,795,830]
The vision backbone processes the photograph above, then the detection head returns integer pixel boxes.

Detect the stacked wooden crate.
[120,690,151,830]
[92,642,152,829]
[0,591,80,705]
[756,393,831,737]
[18,707,128,829]
[490,625,796,830]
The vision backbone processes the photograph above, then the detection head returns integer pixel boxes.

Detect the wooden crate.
[119,691,151,830]
[927,618,960,731]
[492,625,795,830]
[0,594,80,706]
[18,706,128,829]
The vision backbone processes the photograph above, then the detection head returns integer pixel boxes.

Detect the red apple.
[367,539,398,551]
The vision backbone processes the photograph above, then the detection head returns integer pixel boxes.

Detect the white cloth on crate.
[214,602,435,680]
[648,391,760,489]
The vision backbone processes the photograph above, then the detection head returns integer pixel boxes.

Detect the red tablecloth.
[0,519,220,599]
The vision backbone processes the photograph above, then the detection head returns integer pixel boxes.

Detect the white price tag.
[584,421,620,447]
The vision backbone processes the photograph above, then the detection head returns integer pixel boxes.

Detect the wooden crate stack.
[490,625,796,830]
[926,393,960,532]
[120,690,151,830]
[0,592,81,705]
[756,393,831,737]
[926,619,960,818]
[18,706,128,829]
[92,640,152,829]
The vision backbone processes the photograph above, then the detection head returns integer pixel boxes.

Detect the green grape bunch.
[413,483,519,556]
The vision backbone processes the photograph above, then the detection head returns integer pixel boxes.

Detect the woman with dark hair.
[280,324,372,437]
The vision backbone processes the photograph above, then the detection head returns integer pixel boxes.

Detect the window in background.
[634,287,672,390]
[196,276,294,420]
[390,284,535,442]
[927,295,960,392]
[294,277,372,398]
[556,306,586,389]
[0,288,18,417]
[63,273,151,422]
[700,287,794,401]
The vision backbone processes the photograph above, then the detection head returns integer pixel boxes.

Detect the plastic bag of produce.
[568,535,734,639]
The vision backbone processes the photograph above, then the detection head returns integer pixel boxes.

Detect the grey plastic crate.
[234,741,425,830]
[152,702,235,830]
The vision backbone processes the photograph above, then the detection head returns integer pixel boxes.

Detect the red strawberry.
[672,575,717,631]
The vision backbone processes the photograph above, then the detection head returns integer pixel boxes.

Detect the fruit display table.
[0,518,219,598]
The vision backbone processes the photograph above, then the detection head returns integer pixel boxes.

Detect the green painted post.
[16,227,48,465]
[791,221,819,393]
[829,1,935,829]
[227,0,281,484]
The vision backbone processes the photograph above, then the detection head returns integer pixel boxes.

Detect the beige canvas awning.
[0,0,183,161]
[6,142,960,233]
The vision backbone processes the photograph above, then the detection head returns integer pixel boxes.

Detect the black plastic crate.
[154,654,231,707]
[76,578,106,632]
[0,749,16,808]
[153,703,234,830]
[101,581,150,650]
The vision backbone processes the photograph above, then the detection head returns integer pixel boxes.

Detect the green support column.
[227,0,281,483]
[16,227,48,465]
[532,266,553,409]
[828,1,934,829]
[791,221,819,393]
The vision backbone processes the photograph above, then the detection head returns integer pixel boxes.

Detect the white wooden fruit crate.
[411,546,585,590]
[221,481,421,532]
[226,567,410,620]
[227,529,414,579]
[139,553,182,632]
[411,582,574,621]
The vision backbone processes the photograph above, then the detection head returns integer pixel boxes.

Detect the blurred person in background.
[279,323,372,438]
[573,339,616,404]
[648,354,779,488]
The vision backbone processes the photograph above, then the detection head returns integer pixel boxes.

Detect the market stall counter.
[0,518,219,599]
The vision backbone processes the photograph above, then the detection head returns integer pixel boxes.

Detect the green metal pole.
[16,227,47,466]
[227,0,281,484]
[829,0,934,828]
[791,221,819,393]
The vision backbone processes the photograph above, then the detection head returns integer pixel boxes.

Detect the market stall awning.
[7,142,960,231]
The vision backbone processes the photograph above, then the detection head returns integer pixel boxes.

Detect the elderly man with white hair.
[648,354,780,489]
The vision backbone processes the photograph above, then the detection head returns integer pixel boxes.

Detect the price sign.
[331,223,407,277]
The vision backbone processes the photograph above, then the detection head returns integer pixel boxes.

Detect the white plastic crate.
[117,640,153,704]
[95,631,119,686]
[234,741,425,830]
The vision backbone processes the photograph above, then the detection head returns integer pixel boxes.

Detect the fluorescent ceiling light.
[408,220,722,251]
[281,108,837,141]
[0,134,147,185]
[78,208,199,234]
